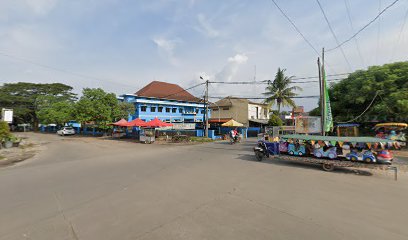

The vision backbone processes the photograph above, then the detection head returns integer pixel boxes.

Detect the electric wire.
[343,0,365,66]
[327,0,401,52]
[270,0,320,56]
[316,0,353,71]
[0,51,137,89]
[376,0,382,64]
[337,91,380,123]
[391,3,408,61]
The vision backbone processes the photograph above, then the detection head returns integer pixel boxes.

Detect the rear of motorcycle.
[254,141,269,161]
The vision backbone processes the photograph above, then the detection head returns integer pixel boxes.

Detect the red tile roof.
[136,81,201,102]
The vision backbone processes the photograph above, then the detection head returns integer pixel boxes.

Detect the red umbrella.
[112,118,128,126]
[145,117,173,128]
[125,118,147,127]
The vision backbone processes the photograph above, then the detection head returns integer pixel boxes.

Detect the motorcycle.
[230,134,242,144]
[254,141,269,161]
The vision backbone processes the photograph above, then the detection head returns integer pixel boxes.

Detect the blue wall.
[122,95,211,123]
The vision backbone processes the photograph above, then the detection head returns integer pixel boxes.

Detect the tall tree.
[36,95,75,125]
[0,82,76,129]
[264,68,302,114]
[75,88,130,131]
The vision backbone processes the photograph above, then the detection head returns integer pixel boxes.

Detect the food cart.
[139,128,155,144]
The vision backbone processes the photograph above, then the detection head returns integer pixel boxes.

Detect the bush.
[0,121,11,140]
[268,115,283,126]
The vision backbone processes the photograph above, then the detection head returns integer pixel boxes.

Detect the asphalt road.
[0,133,407,240]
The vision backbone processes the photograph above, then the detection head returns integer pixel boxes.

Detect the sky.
[0,0,408,111]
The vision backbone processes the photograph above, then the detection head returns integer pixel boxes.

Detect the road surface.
[0,133,407,240]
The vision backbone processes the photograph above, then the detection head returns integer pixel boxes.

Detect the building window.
[141,106,147,112]
[158,107,163,112]
[264,108,268,117]
[201,110,205,114]
[172,108,177,113]
[222,107,229,110]
[165,119,170,123]
[151,107,156,112]
[179,108,183,113]
[166,107,171,113]
[212,108,218,111]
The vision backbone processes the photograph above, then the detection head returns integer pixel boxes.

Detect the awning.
[145,117,173,128]
[249,119,268,124]
[374,123,407,129]
[280,134,396,143]
[209,118,232,123]
[125,118,147,127]
[111,119,128,126]
[221,119,244,127]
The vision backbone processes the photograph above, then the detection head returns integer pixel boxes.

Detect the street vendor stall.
[111,118,129,138]
[141,118,172,143]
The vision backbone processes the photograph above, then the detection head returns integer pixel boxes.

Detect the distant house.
[119,81,209,124]
[209,97,270,127]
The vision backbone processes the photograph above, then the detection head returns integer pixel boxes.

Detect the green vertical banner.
[322,66,333,132]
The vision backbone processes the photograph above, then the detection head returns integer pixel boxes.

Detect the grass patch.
[0,155,5,160]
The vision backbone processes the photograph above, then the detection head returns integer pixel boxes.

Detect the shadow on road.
[236,153,373,176]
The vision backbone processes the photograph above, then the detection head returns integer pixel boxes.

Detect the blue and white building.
[119,81,210,124]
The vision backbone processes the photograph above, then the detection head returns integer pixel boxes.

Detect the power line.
[208,96,320,100]
[343,0,365,66]
[160,82,205,100]
[316,0,352,71]
[337,91,380,123]
[270,0,320,56]
[327,0,401,52]
[376,0,382,64]
[391,3,408,61]
[209,78,344,85]
[0,51,138,89]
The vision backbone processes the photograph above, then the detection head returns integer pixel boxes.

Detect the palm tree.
[264,68,302,114]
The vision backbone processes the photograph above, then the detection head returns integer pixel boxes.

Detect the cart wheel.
[322,163,335,172]
[350,156,358,161]
[364,157,372,163]
[255,152,265,161]
[328,153,336,159]
[289,151,294,155]
[298,152,303,156]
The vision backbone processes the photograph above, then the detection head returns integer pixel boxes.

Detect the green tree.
[0,82,76,129]
[264,68,302,114]
[117,102,135,120]
[37,96,75,125]
[268,114,283,126]
[310,62,408,122]
[75,88,126,131]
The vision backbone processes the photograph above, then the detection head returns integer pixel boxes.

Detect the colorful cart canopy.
[280,134,397,144]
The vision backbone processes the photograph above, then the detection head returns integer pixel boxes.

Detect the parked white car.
[57,127,75,136]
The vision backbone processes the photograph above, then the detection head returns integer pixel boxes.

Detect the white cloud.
[215,53,248,82]
[152,37,181,66]
[24,0,58,15]
[196,13,219,38]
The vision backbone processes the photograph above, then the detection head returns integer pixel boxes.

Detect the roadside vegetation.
[310,61,408,122]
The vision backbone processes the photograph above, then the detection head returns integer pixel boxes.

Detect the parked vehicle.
[374,123,407,147]
[313,147,337,159]
[57,127,75,136]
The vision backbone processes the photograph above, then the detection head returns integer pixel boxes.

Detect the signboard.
[158,123,196,130]
[295,117,321,134]
[1,108,13,123]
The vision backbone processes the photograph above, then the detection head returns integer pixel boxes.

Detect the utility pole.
[205,80,209,137]
[321,48,326,136]
[318,57,324,136]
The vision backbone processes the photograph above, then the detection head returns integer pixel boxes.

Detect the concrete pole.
[205,80,209,137]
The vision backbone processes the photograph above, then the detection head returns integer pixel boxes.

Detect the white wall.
[248,104,269,120]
